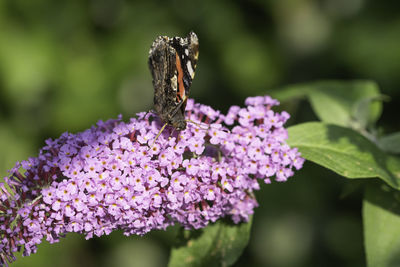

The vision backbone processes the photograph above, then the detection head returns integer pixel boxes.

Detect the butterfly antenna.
[186,118,231,135]
[151,122,168,148]
[186,119,210,131]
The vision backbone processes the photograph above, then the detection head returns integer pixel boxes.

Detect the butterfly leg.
[150,122,168,148]
[169,95,188,118]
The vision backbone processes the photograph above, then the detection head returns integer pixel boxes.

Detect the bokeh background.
[1,0,399,266]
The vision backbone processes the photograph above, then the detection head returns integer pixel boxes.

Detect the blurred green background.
[1,0,399,266]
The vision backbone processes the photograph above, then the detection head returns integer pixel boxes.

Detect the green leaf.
[351,94,389,130]
[287,122,400,189]
[269,83,311,101]
[270,80,383,128]
[168,218,252,267]
[363,182,400,266]
[378,132,400,154]
[307,80,382,127]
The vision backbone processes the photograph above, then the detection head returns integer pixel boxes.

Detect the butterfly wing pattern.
[148,31,199,130]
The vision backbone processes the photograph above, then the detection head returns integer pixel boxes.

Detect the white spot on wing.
[171,75,177,91]
[185,49,189,56]
[187,61,194,78]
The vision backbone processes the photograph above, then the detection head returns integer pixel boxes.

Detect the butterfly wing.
[148,32,199,130]
[170,31,199,111]
[148,36,178,126]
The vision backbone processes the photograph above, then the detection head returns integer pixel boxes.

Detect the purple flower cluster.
[0,96,304,266]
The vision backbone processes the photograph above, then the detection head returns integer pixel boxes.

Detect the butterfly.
[148,31,199,131]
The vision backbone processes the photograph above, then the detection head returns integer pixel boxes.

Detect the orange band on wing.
[175,52,185,102]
